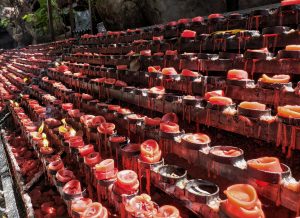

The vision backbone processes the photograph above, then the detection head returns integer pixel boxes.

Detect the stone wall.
[95,0,280,30]
[0,28,16,49]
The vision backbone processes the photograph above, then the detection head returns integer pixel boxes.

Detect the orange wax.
[223,184,264,218]
[247,157,283,173]
[239,102,266,111]
[285,45,300,51]
[40,146,54,155]
[149,86,165,95]
[160,122,180,133]
[208,96,233,106]
[182,133,211,144]
[259,74,290,84]
[278,105,300,119]
[154,205,181,218]
[162,67,178,75]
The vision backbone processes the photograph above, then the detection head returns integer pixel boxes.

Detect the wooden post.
[88,0,93,34]
[47,0,55,41]
[69,0,74,36]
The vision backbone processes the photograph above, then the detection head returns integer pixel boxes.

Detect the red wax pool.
[62,103,73,111]
[162,67,178,75]
[162,113,178,123]
[79,144,95,157]
[227,69,248,80]
[97,123,115,135]
[181,30,196,38]
[148,66,161,73]
[182,133,211,144]
[149,86,165,95]
[71,197,92,216]
[140,139,162,163]
[208,13,224,19]
[62,180,82,197]
[165,50,178,56]
[140,50,151,56]
[222,184,264,218]
[144,117,161,126]
[114,170,139,195]
[125,194,157,217]
[204,90,224,101]
[181,69,199,77]
[48,159,64,172]
[95,159,117,180]
[40,146,54,155]
[154,205,181,218]
[56,169,75,184]
[84,152,101,167]
[160,122,180,133]
[82,202,108,218]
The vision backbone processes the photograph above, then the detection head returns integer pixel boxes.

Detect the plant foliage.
[0,18,10,28]
[22,0,63,36]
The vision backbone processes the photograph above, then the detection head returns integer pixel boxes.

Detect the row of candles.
[10,93,189,218]
[22,69,300,216]
[79,0,299,44]
[27,86,268,218]
[53,51,300,106]
[35,68,300,211]
[2,46,300,216]
[43,75,300,189]
[65,43,300,72]
[6,67,264,218]
[46,63,300,158]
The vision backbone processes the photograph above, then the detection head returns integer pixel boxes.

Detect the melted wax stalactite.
[273,89,280,109]
[105,133,110,156]
[139,139,162,194]
[163,139,174,156]
[222,38,227,51]
[238,36,242,54]
[196,114,200,132]
[95,159,117,203]
[146,169,151,195]
[97,182,106,202]
[206,109,211,127]
[267,123,271,142]
[250,59,258,79]
[148,77,154,88]
[279,12,284,26]
[263,34,278,53]
[188,106,192,123]
[98,83,102,99]
[276,179,283,206]
[106,87,110,99]
[85,166,93,199]
[213,161,221,179]
[121,143,140,172]
[287,126,300,158]
[207,159,212,178]
[249,16,261,30]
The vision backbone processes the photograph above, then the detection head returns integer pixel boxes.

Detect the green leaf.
[0,18,10,28]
